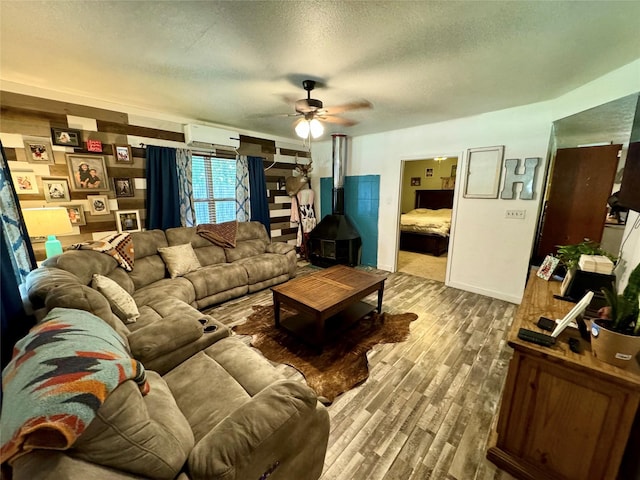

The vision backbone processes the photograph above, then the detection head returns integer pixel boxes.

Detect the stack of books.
[578,254,615,275]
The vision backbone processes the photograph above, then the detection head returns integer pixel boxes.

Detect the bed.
[399,189,454,256]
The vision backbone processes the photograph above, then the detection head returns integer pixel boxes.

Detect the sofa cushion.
[165,226,227,267]
[91,274,140,324]
[42,250,119,286]
[71,371,194,479]
[132,277,196,307]
[234,253,290,285]
[225,239,267,262]
[127,230,168,290]
[158,243,201,278]
[126,314,203,363]
[184,263,248,300]
[236,221,270,242]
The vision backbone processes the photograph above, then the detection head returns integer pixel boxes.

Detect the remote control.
[517,328,556,347]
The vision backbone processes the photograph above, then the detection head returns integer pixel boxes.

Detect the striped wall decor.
[1,91,308,259]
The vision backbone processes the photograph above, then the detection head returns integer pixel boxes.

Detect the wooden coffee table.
[271,265,387,349]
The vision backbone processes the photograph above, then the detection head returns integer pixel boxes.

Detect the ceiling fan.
[288,80,372,139]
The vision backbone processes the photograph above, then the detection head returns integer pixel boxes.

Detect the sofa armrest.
[188,380,329,480]
[127,315,203,363]
[266,242,296,255]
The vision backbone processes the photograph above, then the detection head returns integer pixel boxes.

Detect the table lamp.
[22,207,74,258]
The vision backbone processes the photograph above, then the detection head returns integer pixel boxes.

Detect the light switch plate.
[505,209,526,219]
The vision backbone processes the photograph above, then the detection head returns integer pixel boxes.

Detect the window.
[192,154,236,224]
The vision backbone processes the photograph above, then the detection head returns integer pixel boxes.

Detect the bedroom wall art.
[463,145,504,199]
[500,157,540,200]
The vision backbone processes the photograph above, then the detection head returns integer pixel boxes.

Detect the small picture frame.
[66,154,110,192]
[410,177,421,186]
[537,255,561,281]
[115,210,141,233]
[425,168,434,177]
[42,177,71,202]
[113,177,134,197]
[51,127,82,147]
[451,164,457,177]
[87,194,110,215]
[113,144,133,163]
[66,204,87,226]
[23,137,55,164]
[11,169,39,194]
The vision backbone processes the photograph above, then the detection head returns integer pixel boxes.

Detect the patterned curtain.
[176,148,196,227]
[236,155,251,222]
[1,142,37,367]
[0,144,36,284]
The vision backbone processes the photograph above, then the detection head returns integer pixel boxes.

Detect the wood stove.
[308,134,362,267]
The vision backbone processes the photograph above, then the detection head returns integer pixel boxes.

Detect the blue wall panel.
[319,175,379,267]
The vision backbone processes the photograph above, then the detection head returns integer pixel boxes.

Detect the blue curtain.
[248,156,270,235]
[1,142,36,368]
[146,146,181,230]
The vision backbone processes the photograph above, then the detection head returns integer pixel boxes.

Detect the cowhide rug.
[233,305,418,404]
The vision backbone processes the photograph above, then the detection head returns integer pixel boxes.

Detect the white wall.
[311,59,640,304]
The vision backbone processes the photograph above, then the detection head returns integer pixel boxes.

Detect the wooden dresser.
[487,272,640,480]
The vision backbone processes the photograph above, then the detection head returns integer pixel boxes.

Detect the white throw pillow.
[91,274,140,324]
[158,243,201,279]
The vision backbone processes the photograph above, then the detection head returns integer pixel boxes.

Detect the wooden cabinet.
[487,273,640,480]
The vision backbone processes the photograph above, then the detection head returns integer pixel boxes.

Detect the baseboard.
[446,280,522,304]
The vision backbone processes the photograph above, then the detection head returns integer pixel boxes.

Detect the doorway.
[397,155,458,283]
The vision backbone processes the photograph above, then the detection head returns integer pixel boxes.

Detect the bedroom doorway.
[397,156,458,283]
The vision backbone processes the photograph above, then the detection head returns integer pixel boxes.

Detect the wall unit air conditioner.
[184,124,239,149]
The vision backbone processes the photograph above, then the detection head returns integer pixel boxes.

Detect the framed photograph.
[66,205,87,226]
[463,145,505,198]
[113,144,133,163]
[115,210,141,233]
[42,177,71,202]
[51,127,82,147]
[66,154,110,192]
[87,194,110,215]
[11,169,39,194]
[537,255,561,281]
[113,177,134,197]
[425,168,434,177]
[451,164,457,177]
[410,177,421,186]
[23,137,55,164]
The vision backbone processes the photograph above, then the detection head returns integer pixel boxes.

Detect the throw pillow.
[197,221,238,248]
[92,274,140,324]
[158,243,201,278]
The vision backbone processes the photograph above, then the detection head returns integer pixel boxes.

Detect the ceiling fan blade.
[318,115,358,127]
[321,100,372,115]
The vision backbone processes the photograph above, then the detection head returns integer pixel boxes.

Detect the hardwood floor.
[205,266,517,480]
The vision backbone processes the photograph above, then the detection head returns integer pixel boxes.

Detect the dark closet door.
[535,144,620,261]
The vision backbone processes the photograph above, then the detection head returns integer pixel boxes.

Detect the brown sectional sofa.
[8,221,330,479]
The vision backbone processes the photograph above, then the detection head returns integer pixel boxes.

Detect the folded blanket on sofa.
[0,308,149,465]
[68,232,134,271]
[197,220,238,248]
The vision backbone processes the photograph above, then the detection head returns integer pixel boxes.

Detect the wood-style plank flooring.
[205,265,517,480]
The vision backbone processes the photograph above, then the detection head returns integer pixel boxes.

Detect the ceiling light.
[295,118,324,139]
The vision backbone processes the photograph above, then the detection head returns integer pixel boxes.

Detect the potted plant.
[591,261,640,373]
[556,239,617,271]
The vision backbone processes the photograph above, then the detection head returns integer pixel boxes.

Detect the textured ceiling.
[1,1,639,140]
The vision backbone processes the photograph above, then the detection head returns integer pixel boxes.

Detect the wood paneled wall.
[0,91,309,260]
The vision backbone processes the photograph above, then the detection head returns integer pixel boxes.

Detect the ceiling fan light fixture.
[295,118,324,139]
